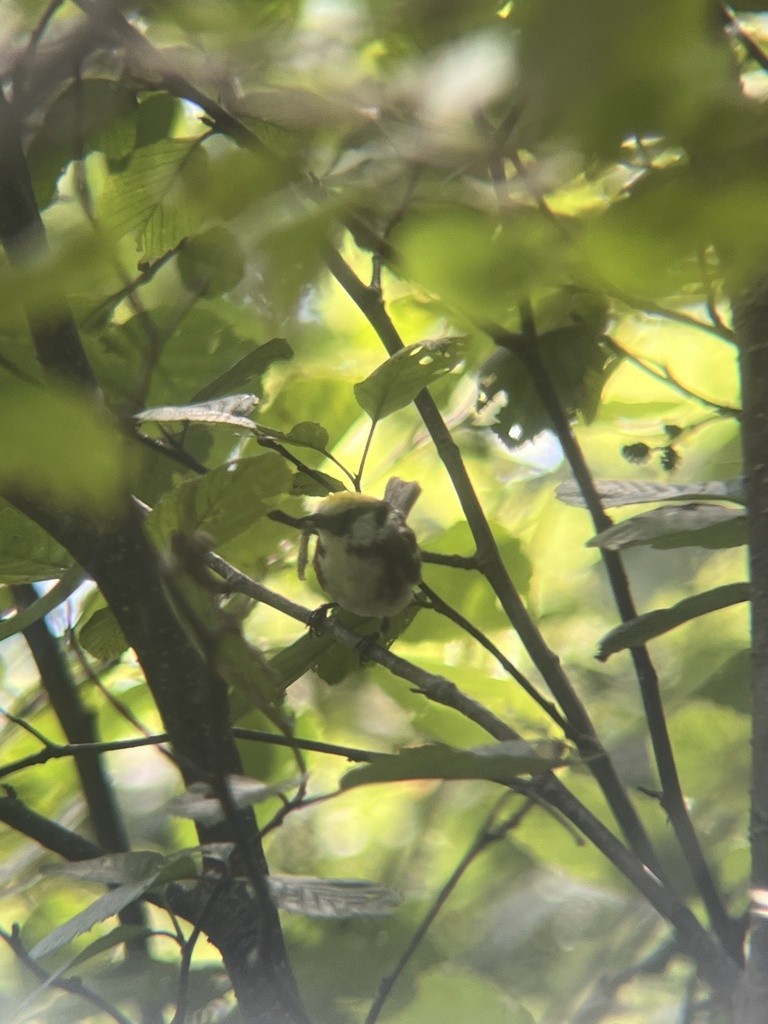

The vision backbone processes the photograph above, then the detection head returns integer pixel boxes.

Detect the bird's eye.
[326,508,357,536]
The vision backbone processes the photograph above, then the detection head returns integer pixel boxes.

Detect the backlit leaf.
[597,582,750,660]
[0,384,128,520]
[354,337,464,421]
[341,740,562,790]
[587,503,747,551]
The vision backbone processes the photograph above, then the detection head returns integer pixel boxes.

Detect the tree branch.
[0,89,97,390]
[0,788,305,1021]
[731,271,768,1021]
[10,587,132,854]
[206,543,737,995]
[497,308,739,960]
[321,243,669,886]
[0,924,134,1024]
[366,796,535,1024]
[10,584,148,943]
[0,73,306,1023]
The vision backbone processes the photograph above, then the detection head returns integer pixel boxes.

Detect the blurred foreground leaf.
[0,384,129,519]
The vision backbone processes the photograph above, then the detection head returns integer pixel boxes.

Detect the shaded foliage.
[0,2,764,1023]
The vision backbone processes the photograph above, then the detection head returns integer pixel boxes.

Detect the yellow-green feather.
[315,492,382,514]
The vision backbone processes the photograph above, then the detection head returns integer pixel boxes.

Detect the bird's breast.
[313,531,418,617]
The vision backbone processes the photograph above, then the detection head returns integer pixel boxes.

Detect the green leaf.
[16,925,153,1018]
[154,853,203,885]
[513,0,732,155]
[582,167,703,295]
[397,207,565,320]
[213,630,289,730]
[285,421,330,452]
[78,606,129,661]
[147,452,291,547]
[479,327,617,444]
[33,850,202,959]
[0,566,85,641]
[382,968,536,1024]
[290,470,345,497]
[597,582,750,660]
[135,92,181,149]
[266,631,337,692]
[587,503,747,551]
[0,500,73,584]
[177,226,246,297]
[191,338,293,402]
[340,740,562,790]
[145,306,257,408]
[99,138,204,262]
[168,775,303,823]
[0,383,129,520]
[28,79,138,206]
[354,337,464,421]
[68,925,153,967]
[43,852,166,887]
[313,605,420,686]
[699,650,750,713]
[29,879,159,960]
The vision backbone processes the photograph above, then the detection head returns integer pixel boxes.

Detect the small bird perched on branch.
[298,478,422,619]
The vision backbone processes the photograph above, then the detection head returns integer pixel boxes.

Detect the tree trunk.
[732,273,768,1022]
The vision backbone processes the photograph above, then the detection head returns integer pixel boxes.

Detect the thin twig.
[571,936,679,1024]
[0,707,51,746]
[0,730,173,782]
[131,431,210,475]
[697,248,731,336]
[604,336,740,417]
[0,925,134,1024]
[0,351,41,385]
[612,290,735,344]
[257,435,348,493]
[67,627,157,741]
[0,724,379,783]
[419,582,568,731]
[10,0,66,98]
[419,551,478,570]
[366,797,533,1024]
[354,417,377,491]
[81,242,187,329]
[203,544,737,991]
[505,303,740,960]
[721,4,768,73]
[321,243,668,884]
[170,876,227,1024]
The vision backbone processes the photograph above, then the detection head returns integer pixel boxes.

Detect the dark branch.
[322,244,669,885]
[496,307,740,960]
[0,90,97,390]
[1,924,134,1024]
[10,585,148,940]
[366,796,534,1024]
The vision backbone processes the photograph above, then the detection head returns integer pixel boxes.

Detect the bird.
[298,478,422,619]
